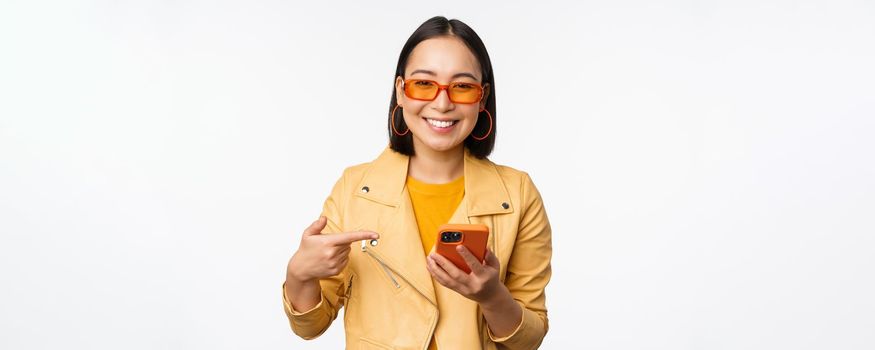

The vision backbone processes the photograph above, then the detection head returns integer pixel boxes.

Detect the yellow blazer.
[283,145,553,350]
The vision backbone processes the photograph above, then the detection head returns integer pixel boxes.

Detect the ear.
[480,82,490,110]
[395,76,405,106]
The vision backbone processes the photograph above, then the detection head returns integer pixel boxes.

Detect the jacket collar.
[354,145,513,216]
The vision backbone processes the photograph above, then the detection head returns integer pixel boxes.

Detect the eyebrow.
[409,69,479,81]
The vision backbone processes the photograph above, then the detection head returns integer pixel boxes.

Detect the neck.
[408,142,465,184]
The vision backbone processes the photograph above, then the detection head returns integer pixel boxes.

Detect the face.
[395,36,490,154]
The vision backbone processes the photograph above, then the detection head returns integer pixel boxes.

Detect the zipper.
[359,239,437,305]
[361,240,400,288]
[360,239,439,350]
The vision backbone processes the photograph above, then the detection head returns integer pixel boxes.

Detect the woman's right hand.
[286,216,379,282]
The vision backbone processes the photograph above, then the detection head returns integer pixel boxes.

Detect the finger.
[330,245,351,259]
[427,257,451,287]
[484,249,500,269]
[327,255,349,276]
[327,230,379,246]
[336,255,349,269]
[427,254,455,288]
[456,245,485,274]
[431,251,468,282]
[303,216,328,236]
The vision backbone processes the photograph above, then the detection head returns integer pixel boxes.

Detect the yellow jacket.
[282,145,553,349]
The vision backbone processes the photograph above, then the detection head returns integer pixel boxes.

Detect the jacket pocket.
[359,337,393,350]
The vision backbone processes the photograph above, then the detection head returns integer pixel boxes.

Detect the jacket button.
[501,202,509,209]
[369,239,378,246]
[361,186,369,193]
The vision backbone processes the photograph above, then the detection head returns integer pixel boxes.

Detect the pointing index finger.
[327,230,379,246]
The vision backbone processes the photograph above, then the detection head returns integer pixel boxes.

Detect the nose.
[431,87,453,111]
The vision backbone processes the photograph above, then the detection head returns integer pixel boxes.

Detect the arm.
[487,172,552,349]
[281,171,351,340]
[479,274,524,338]
[425,172,553,349]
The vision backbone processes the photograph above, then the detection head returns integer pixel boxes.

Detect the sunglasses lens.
[404,80,483,103]
[406,80,439,100]
[449,83,482,103]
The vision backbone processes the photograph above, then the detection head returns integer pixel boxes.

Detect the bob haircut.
[388,16,496,159]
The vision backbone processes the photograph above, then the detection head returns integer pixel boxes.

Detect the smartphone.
[434,223,489,274]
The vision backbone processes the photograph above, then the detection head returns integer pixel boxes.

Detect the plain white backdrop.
[1,0,874,349]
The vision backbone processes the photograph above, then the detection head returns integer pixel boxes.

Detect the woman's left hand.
[426,246,505,304]
[428,246,524,338]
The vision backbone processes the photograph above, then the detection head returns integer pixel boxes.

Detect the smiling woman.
[283,16,552,350]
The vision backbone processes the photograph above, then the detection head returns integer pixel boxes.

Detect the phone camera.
[441,231,463,243]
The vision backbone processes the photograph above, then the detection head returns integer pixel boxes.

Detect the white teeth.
[426,118,455,128]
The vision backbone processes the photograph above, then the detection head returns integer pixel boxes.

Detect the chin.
[415,136,462,153]
[425,141,455,151]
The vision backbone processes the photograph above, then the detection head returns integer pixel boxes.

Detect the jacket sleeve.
[282,169,352,340]
[488,172,552,350]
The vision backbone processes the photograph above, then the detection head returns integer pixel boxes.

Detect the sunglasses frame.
[402,79,485,104]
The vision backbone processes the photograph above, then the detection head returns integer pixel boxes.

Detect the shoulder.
[317,154,375,199]
[493,162,531,182]
[333,146,397,185]
[492,160,539,188]
[339,161,372,182]
[490,160,544,204]
[321,162,370,200]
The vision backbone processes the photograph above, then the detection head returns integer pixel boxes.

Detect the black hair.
[388,16,496,159]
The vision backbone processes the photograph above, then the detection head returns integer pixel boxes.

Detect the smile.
[423,117,458,128]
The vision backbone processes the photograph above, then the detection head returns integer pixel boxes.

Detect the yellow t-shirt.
[406,174,465,350]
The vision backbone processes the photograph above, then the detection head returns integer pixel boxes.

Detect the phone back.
[435,223,489,274]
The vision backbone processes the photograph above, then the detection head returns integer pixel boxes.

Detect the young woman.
[283,16,553,350]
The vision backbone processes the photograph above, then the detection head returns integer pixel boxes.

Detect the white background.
[1,1,874,349]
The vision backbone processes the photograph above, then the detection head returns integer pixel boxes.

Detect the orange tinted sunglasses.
[403,79,484,104]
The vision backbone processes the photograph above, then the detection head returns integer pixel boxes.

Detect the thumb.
[303,216,328,236]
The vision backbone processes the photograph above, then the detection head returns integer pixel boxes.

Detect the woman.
[283,16,552,350]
